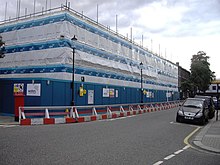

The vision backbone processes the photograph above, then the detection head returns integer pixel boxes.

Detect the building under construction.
[0,6,179,115]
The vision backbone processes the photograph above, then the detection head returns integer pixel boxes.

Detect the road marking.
[153,161,163,165]
[0,124,18,128]
[184,127,201,148]
[127,115,135,118]
[164,154,175,160]
[99,115,136,122]
[174,149,184,154]
[153,145,190,164]
[183,145,190,150]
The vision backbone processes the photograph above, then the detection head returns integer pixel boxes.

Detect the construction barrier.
[19,101,181,126]
[19,106,77,126]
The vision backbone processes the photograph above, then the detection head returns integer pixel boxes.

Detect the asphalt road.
[0,108,219,165]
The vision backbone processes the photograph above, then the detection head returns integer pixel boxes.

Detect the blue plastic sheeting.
[0,14,66,33]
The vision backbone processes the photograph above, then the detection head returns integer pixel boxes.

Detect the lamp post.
[172,91,174,101]
[71,35,77,106]
[216,83,219,121]
[140,62,143,103]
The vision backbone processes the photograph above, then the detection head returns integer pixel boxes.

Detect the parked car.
[176,98,209,125]
[194,95,215,119]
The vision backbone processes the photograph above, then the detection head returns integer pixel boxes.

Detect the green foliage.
[0,35,5,58]
[181,80,196,97]
[0,35,4,46]
[190,51,215,93]
[181,80,193,92]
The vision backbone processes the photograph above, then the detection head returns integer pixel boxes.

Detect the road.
[0,108,219,165]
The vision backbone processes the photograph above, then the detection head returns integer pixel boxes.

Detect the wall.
[0,78,178,114]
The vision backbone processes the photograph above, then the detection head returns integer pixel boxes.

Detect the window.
[212,86,216,90]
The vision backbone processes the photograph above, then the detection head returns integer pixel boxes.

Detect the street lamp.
[140,62,143,103]
[71,35,77,106]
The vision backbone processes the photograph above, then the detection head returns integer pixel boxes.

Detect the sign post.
[14,83,25,121]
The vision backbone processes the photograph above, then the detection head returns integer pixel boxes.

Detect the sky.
[0,0,220,79]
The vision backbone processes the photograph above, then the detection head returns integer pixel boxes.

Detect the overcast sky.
[1,0,220,78]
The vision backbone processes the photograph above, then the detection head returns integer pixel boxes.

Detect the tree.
[0,35,5,58]
[190,51,215,93]
[181,79,195,97]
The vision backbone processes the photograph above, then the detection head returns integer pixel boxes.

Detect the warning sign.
[14,83,24,96]
[109,89,115,98]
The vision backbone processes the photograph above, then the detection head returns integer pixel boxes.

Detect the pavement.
[0,115,18,125]
[1,111,220,154]
[193,111,220,154]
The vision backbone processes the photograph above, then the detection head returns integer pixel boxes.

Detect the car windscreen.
[195,96,211,105]
[183,99,203,108]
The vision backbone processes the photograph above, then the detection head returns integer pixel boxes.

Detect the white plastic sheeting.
[0,48,71,68]
[0,11,178,90]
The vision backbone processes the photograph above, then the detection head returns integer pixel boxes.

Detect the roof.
[212,80,220,84]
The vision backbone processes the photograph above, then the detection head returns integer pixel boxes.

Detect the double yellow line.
[184,127,201,148]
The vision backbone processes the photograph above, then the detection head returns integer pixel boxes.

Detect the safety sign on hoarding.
[103,88,109,97]
[88,90,94,104]
[109,89,115,98]
[115,90,118,98]
[166,92,171,98]
[27,84,41,96]
[14,83,24,96]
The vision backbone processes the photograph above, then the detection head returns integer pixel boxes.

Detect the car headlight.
[196,112,203,117]
[178,110,184,116]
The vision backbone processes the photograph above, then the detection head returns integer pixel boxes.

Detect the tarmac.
[0,111,220,154]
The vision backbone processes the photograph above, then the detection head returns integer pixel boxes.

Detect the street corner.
[192,116,220,154]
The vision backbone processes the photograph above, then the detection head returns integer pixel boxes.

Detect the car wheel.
[176,116,181,123]
[200,117,206,125]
